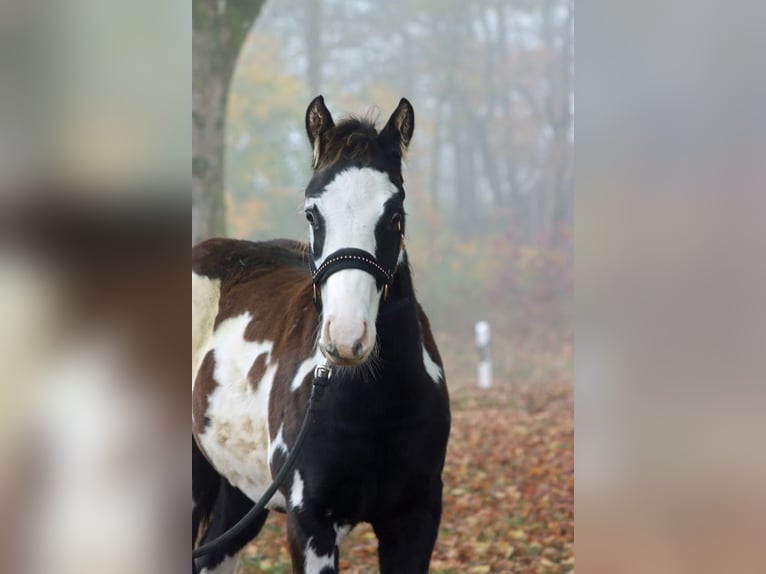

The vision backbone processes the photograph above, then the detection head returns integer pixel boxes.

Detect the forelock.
[306,116,405,196]
[315,117,380,171]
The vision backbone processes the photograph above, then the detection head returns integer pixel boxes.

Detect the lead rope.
[192,362,333,560]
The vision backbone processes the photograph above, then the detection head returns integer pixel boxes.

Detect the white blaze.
[306,167,398,361]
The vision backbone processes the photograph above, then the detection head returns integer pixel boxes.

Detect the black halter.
[310,226,405,312]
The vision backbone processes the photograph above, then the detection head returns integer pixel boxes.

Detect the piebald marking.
[334,523,351,547]
[290,469,305,511]
[305,537,335,574]
[422,344,443,384]
[192,272,221,386]
[196,312,285,510]
[267,422,288,464]
[291,348,324,391]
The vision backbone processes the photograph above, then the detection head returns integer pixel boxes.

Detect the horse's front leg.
[286,506,346,574]
[373,496,442,574]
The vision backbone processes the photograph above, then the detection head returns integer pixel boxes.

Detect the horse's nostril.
[352,340,364,358]
[324,343,338,357]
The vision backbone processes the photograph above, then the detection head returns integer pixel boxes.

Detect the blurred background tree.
[199,0,573,380]
[193,0,266,241]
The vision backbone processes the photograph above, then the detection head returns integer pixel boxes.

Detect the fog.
[225,0,574,377]
[1,1,762,572]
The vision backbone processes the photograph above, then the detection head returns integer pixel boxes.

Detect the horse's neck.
[375,258,423,365]
[321,261,431,420]
[390,252,416,301]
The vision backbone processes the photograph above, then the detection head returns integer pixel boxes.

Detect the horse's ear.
[380,98,415,158]
[305,95,335,168]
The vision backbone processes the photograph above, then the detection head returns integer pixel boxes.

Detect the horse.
[192,96,450,574]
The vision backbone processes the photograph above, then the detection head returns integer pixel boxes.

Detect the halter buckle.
[314,362,333,380]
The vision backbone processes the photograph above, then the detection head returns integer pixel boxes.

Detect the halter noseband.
[311,248,394,310]
[310,228,405,312]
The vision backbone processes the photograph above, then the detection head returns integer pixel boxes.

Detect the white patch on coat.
[305,167,398,357]
[210,316,273,391]
[192,272,220,386]
[199,553,239,574]
[290,469,305,510]
[305,538,335,574]
[334,523,352,547]
[291,347,324,391]
[422,344,443,384]
[197,312,286,510]
[268,422,288,464]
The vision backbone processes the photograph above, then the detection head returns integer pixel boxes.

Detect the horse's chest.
[298,408,446,518]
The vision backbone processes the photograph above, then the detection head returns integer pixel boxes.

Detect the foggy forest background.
[221,0,573,382]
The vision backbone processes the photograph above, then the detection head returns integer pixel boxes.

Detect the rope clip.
[314,362,333,380]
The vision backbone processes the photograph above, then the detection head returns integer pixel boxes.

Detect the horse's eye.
[391,212,402,227]
[305,210,316,227]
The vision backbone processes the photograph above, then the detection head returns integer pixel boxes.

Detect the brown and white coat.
[192,97,450,574]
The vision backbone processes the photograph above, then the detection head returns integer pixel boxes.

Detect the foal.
[192,96,450,573]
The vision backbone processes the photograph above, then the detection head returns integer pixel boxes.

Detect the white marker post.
[475,320,492,389]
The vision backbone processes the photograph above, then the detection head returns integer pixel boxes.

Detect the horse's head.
[303,96,414,366]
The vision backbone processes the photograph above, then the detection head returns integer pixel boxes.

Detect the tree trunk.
[193,0,265,243]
